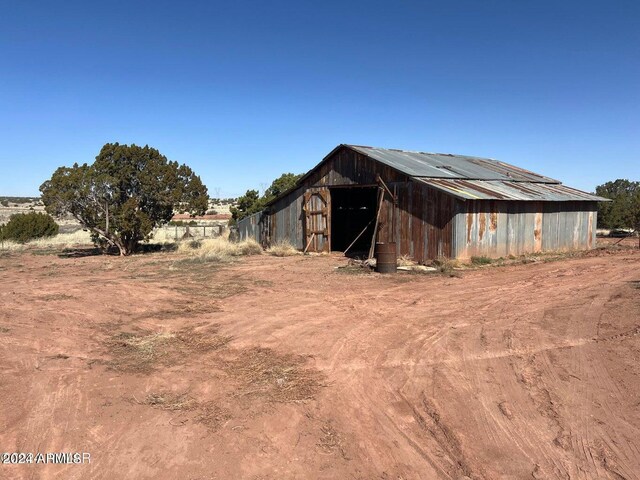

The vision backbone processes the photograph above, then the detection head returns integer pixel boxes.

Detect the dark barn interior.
[330,186,377,254]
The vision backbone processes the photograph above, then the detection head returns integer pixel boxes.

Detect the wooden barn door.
[303,188,330,252]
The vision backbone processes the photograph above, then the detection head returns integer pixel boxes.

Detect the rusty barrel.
[375,242,397,273]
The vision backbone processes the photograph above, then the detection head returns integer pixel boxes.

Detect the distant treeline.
[0,196,41,205]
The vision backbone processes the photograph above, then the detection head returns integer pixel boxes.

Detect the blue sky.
[1,0,638,197]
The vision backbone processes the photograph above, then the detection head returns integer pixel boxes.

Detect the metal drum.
[375,242,397,273]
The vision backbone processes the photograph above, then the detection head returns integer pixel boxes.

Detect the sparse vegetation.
[0,230,93,252]
[0,196,40,205]
[143,392,196,411]
[140,393,230,430]
[177,236,262,262]
[106,324,232,373]
[107,331,177,373]
[317,423,348,459]
[397,254,416,266]
[223,347,325,403]
[471,256,493,265]
[433,256,458,274]
[266,240,300,257]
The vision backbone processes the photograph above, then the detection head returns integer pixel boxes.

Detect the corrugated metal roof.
[264,144,607,206]
[348,144,559,183]
[414,178,607,202]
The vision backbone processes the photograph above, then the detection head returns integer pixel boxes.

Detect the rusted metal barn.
[238,144,607,261]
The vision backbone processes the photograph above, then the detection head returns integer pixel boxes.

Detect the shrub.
[0,212,59,243]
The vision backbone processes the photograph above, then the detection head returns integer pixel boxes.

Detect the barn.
[238,144,607,262]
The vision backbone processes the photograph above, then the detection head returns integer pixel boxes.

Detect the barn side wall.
[453,200,598,259]
[377,182,455,260]
[237,211,264,245]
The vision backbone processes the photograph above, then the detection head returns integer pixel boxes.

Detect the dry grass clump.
[106,324,231,373]
[144,392,196,411]
[266,240,300,257]
[0,230,93,251]
[177,237,262,262]
[397,254,416,266]
[107,331,177,373]
[175,324,233,352]
[432,256,459,274]
[225,347,325,403]
[141,392,230,430]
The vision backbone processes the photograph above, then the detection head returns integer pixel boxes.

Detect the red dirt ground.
[1,245,639,479]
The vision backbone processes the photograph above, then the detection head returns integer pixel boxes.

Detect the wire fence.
[153,224,227,242]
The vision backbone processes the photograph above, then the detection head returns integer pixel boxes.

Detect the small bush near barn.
[0,212,59,243]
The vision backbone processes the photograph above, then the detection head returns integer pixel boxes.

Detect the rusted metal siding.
[376,182,454,261]
[453,201,598,259]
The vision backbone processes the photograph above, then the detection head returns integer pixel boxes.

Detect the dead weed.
[38,293,75,301]
[136,302,220,320]
[317,423,349,459]
[224,347,325,403]
[196,401,232,430]
[140,392,230,430]
[175,324,233,352]
[106,324,232,373]
[144,392,196,411]
[173,281,248,299]
[107,331,177,373]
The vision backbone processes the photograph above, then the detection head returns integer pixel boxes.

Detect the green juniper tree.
[230,173,302,222]
[40,143,208,255]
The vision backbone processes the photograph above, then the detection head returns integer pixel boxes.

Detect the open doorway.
[330,186,378,255]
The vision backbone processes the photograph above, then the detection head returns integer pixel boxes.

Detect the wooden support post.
[368,188,385,259]
[304,233,316,254]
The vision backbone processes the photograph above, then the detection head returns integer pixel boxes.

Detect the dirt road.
[1,247,639,479]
